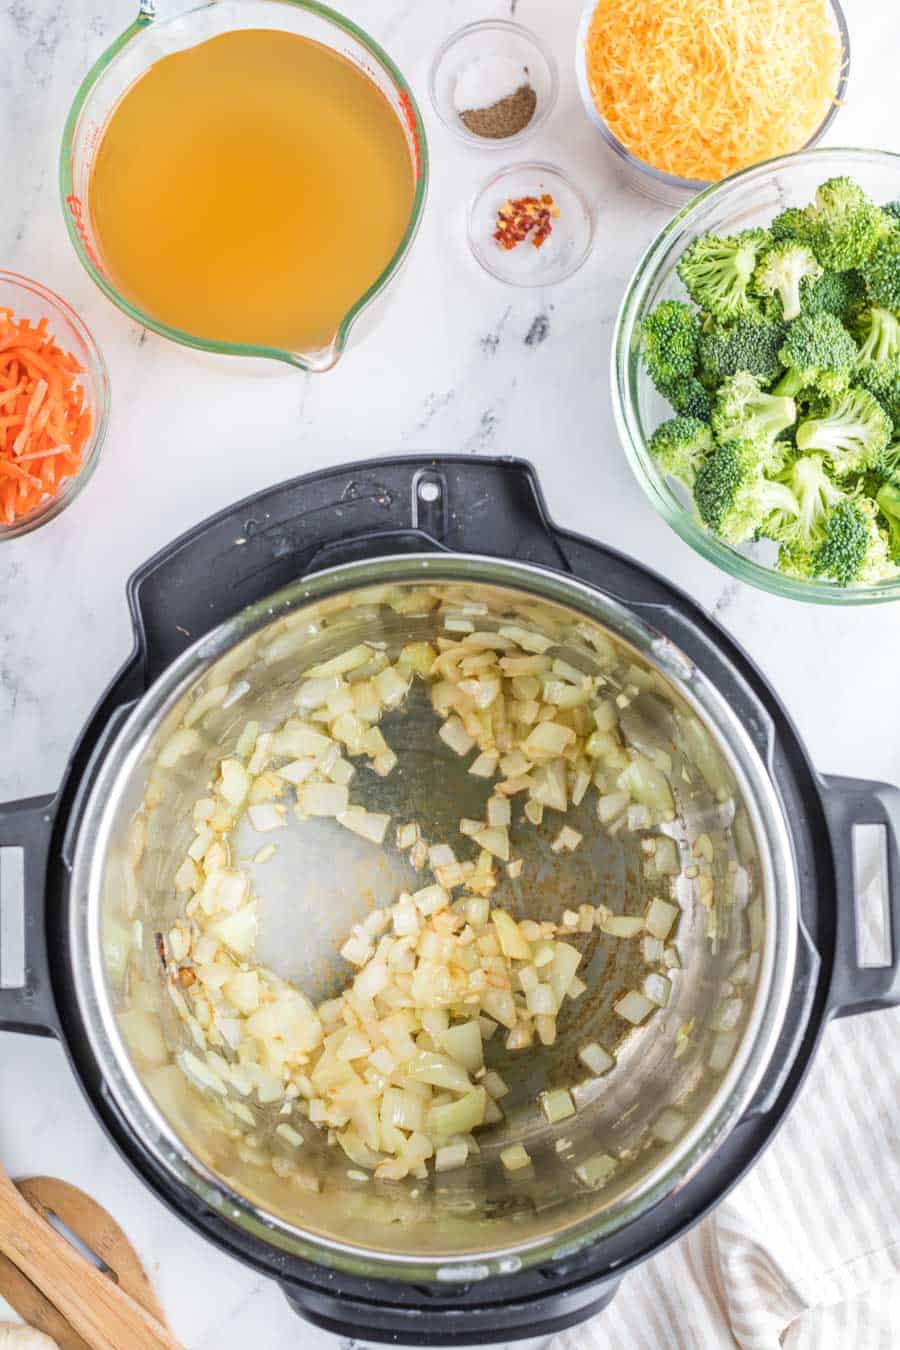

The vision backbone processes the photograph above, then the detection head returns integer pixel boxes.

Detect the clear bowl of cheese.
[575,0,850,206]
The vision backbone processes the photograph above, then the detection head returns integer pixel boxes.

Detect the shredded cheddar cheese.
[585,0,844,182]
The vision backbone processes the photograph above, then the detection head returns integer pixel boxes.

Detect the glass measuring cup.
[60,0,429,372]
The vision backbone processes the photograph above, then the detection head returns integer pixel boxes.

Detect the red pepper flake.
[493,193,560,251]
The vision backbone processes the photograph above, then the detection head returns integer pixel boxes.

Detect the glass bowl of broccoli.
[613,147,900,604]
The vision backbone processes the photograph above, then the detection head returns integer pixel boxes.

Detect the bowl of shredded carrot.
[576,0,849,205]
[0,271,109,538]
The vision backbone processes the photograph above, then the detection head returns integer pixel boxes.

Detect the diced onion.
[247,804,285,833]
[295,676,342,709]
[435,1140,469,1172]
[551,826,582,853]
[469,751,499,778]
[654,837,680,875]
[653,1108,686,1143]
[500,1143,531,1172]
[337,809,390,845]
[218,759,250,806]
[429,843,457,869]
[473,826,509,862]
[481,1070,509,1099]
[540,1088,575,1123]
[526,984,557,1016]
[306,644,372,678]
[276,1123,304,1147]
[396,822,420,850]
[597,792,630,824]
[294,783,348,816]
[579,1042,614,1076]
[523,723,575,760]
[164,601,703,1182]
[439,716,475,756]
[644,973,671,1007]
[277,759,316,785]
[575,1152,616,1188]
[487,796,511,828]
[646,897,679,940]
[158,728,202,768]
[615,990,655,1025]
[598,914,644,939]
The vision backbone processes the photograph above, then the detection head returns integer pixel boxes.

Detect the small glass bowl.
[468,163,595,287]
[0,271,109,540]
[575,0,850,206]
[430,20,558,151]
[613,147,900,606]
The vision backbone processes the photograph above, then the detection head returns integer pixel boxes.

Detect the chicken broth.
[88,29,416,353]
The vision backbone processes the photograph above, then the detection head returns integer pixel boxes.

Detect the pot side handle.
[819,774,900,1019]
[0,794,60,1038]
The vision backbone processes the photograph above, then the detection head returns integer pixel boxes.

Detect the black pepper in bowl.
[460,83,538,140]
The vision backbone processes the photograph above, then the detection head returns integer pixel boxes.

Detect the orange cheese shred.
[584,0,844,182]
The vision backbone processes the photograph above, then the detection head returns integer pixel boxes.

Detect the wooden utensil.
[0,1177,170,1350]
[0,1164,180,1350]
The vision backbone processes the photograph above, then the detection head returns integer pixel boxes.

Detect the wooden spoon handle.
[0,1164,181,1350]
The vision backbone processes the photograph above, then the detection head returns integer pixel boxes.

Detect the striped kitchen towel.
[552,1004,900,1349]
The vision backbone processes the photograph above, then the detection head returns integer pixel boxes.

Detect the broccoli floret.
[801,268,866,322]
[677,230,768,321]
[860,232,900,311]
[880,441,900,482]
[711,372,796,470]
[693,439,799,545]
[774,453,844,570]
[771,207,815,246]
[641,300,700,396]
[777,461,892,583]
[876,478,900,559]
[777,453,842,533]
[648,417,713,486]
[884,201,900,226]
[667,375,713,421]
[795,386,892,476]
[812,497,893,584]
[803,177,888,272]
[697,313,785,387]
[854,306,900,365]
[753,242,822,321]
[774,312,858,397]
[854,360,900,430]
[858,439,900,501]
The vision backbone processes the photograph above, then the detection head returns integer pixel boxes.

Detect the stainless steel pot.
[71,557,796,1277]
[2,457,898,1344]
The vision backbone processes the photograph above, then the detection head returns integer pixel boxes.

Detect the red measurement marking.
[398,91,422,179]
[65,194,102,271]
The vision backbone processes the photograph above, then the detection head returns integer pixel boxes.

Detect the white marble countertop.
[1,0,899,1346]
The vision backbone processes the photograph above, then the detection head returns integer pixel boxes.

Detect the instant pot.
[2,455,898,1345]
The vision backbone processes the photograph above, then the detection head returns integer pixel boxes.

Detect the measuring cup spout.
[288,338,342,374]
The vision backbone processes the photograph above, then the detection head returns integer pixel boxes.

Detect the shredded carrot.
[0,307,93,526]
[584,0,844,182]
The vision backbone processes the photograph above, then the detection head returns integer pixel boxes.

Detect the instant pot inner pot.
[93,577,774,1263]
